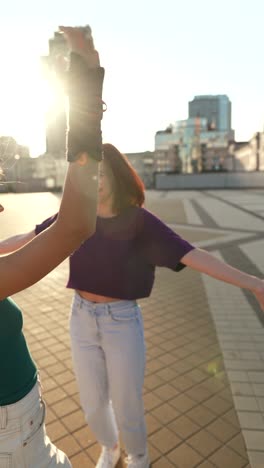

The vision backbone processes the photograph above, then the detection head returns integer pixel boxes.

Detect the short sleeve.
[139,209,195,271]
[35,213,58,235]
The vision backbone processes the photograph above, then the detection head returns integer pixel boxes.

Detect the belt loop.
[0,406,8,429]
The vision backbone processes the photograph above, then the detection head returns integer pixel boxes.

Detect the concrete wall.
[155,171,264,190]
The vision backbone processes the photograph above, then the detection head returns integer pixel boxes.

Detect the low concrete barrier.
[155,171,264,190]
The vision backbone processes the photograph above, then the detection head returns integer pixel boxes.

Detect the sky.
[0,0,263,156]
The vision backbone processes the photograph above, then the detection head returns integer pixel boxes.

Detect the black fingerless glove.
[66,52,105,162]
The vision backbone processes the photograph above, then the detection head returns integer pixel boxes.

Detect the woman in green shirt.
[0,25,103,467]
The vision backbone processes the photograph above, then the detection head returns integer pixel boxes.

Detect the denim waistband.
[74,292,137,314]
[0,380,41,423]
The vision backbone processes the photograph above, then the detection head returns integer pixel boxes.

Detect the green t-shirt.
[0,298,37,405]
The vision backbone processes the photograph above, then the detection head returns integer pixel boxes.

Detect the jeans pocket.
[22,399,46,447]
[0,454,11,468]
[109,306,138,322]
[22,400,47,467]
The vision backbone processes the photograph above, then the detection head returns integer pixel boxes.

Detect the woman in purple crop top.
[0,26,104,467]
[2,144,264,468]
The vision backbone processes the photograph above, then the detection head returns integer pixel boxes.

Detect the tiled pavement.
[1,189,264,467]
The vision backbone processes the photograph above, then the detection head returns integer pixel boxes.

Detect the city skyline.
[0,0,263,156]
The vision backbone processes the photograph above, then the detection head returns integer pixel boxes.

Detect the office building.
[189,95,232,134]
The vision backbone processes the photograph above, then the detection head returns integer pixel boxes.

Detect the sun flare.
[0,55,63,157]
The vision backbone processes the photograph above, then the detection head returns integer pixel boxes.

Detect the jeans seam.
[0,407,7,430]
[0,453,12,467]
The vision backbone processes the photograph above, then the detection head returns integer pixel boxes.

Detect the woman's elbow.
[180,247,199,267]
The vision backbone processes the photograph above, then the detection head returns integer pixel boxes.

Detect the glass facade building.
[188,95,232,133]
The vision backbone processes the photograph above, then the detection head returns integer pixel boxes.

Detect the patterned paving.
[1,189,264,467]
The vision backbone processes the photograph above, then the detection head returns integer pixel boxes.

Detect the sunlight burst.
[0,55,64,157]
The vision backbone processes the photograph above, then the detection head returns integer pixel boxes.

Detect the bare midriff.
[76,289,121,303]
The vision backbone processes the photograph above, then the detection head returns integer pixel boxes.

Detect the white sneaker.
[96,443,121,468]
[126,451,150,468]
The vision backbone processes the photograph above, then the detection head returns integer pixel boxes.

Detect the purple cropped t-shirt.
[35,206,195,300]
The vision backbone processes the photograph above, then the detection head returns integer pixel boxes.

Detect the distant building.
[0,136,30,161]
[4,154,67,193]
[188,95,233,135]
[0,135,67,192]
[0,136,31,186]
[125,151,155,188]
[41,31,68,159]
[155,117,231,173]
[229,132,264,171]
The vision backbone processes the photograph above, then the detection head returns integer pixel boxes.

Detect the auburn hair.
[102,143,145,213]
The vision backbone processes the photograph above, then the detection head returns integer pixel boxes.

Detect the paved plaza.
[1,188,264,467]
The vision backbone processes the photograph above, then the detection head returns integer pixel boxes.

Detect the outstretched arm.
[181,248,264,311]
[0,158,98,300]
[0,231,36,255]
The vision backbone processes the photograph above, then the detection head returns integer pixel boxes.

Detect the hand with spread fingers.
[59,25,100,67]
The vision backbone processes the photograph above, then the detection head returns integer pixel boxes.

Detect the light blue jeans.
[70,292,147,456]
[0,380,71,468]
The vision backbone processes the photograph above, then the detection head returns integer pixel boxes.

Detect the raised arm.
[181,248,264,311]
[0,26,103,300]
